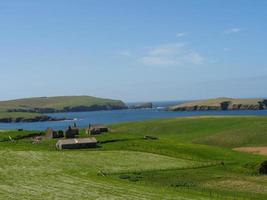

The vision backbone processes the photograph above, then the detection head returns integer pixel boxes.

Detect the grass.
[0,112,41,119]
[0,150,197,200]
[0,129,42,142]
[1,116,267,199]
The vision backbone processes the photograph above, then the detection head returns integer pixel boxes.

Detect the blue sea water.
[0,101,267,131]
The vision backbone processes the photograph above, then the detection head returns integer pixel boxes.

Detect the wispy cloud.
[141,56,178,65]
[149,43,185,56]
[176,32,186,37]
[224,28,241,34]
[139,43,204,66]
[185,52,204,64]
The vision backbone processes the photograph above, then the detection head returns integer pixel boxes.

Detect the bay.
[0,107,267,131]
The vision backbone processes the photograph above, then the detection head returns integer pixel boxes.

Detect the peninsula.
[0,96,126,123]
[168,97,267,111]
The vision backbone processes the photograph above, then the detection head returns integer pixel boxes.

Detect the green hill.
[0,95,126,122]
[0,95,126,113]
[1,116,267,199]
[168,97,267,111]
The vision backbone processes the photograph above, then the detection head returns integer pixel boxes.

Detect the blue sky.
[0,0,266,101]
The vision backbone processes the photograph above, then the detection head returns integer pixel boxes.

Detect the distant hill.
[0,96,126,113]
[168,97,267,111]
[0,96,126,122]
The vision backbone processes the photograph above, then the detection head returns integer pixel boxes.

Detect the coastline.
[0,116,68,123]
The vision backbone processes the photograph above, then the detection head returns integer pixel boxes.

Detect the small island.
[0,96,127,123]
[128,102,153,109]
[0,113,65,123]
[168,97,267,111]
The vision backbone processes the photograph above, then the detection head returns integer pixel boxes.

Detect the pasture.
[1,116,267,199]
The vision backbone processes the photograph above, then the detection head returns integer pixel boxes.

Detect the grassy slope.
[169,97,263,109]
[1,116,267,199]
[0,112,41,119]
[0,96,125,121]
[108,116,267,148]
[0,96,125,110]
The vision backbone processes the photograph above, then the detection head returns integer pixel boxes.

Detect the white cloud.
[176,32,186,37]
[224,28,241,34]
[139,43,204,66]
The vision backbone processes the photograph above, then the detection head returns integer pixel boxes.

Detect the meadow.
[1,116,267,199]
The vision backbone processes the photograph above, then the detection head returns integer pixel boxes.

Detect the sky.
[0,0,267,102]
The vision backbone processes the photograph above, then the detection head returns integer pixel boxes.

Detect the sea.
[1,101,267,131]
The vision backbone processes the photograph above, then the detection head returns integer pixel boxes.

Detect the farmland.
[1,116,267,199]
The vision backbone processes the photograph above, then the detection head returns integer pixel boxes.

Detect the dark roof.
[65,126,79,132]
[68,126,79,130]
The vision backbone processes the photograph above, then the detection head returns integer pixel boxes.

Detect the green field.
[1,116,267,199]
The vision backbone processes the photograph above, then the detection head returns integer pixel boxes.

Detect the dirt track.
[233,147,267,156]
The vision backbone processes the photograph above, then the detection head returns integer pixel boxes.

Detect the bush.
[144,135,158,140]
[259,160,267,174]
[119,174,130,179]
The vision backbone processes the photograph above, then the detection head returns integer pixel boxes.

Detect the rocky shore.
[7,104,127,114]
[0,115,67,123]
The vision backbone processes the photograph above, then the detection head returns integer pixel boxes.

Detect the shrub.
[119,174,130,179]
[259,160,267,174]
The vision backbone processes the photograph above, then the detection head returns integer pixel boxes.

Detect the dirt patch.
[204,179,267,194]
[233,147,267,156]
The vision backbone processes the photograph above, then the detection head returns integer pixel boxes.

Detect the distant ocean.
[0,101,267,131]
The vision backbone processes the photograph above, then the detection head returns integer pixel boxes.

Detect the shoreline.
[0,116,70,123]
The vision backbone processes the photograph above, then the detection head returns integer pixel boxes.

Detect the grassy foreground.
[1,116,267,199]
